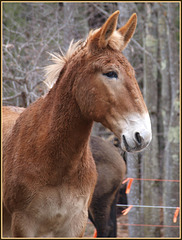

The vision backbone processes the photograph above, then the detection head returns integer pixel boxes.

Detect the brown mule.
[3,11,151,237]
[89,136,126,237]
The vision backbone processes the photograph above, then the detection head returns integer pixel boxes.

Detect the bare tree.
[141,3,161,237]
[162,3,180,237]
[3,3,66,106]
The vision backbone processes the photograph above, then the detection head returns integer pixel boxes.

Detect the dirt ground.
[84,215,129,238]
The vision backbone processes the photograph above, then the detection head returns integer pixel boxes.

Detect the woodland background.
[2,2,180,238]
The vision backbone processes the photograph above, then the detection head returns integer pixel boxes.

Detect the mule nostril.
[135,132,142,144]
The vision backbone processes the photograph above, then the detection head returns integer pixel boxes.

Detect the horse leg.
[3,206,12,237]
[89,197,112,237]
[107,190,119,237]
[93,210,110,237]
[89,188,120,238]
[11,211,36,237]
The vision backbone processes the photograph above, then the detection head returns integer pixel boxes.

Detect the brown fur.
[2,106,24,142]
[89,136,126,237]
[3,11,148,237]
[2,106,126,237]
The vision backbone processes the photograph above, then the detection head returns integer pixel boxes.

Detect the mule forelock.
[88,29,124,51]
[107,31,124,51]
[44,29,124,89]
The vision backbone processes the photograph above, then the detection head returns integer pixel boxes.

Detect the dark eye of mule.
[103,71,118,79]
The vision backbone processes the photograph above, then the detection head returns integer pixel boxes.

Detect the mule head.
[73,11,152,153]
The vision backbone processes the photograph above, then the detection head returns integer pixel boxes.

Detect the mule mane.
[44,29,124,89]
[44,39,85,89]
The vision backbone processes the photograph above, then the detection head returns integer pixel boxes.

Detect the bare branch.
[3,93,22,101]
[131,38,162,74]
[3,77,26,85]
[92,3,110,17]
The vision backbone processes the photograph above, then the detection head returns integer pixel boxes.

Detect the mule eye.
[103,71,118,79]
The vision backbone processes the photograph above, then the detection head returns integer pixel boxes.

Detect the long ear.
[98,10,120,48]
[88,10,120,50]
[118,13,137,51]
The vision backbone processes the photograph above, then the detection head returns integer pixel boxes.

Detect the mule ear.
[118,13,137,51]
[98,10,120,48]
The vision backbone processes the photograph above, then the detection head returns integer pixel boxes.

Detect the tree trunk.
[157,3,170,176]
[142,3,161,237]
[125,153,143,237]
[162,3,180,237]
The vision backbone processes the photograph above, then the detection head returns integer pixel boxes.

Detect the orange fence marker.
[93,229,97,238]
[173,207,180,223]
[125,178,134,194]
[122,177,129,184]
[122,205,133,215]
